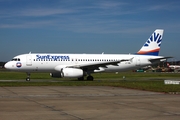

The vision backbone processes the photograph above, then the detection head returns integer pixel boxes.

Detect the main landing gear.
[87,75,94,81]
[78,75,94,81]
[25,73,94,81]
[26,73,31,81]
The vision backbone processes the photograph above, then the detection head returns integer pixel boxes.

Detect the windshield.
[11,58,20,61]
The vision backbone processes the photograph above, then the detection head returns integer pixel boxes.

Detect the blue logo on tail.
[144,32,162,47]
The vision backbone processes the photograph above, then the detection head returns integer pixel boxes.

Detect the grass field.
[0,70,180,93]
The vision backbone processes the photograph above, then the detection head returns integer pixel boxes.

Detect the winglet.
[137,29,164,56]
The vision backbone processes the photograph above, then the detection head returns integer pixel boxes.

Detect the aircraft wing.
[67,58,133,72]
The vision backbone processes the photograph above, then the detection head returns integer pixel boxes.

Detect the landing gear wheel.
[26,77,30,81]
[87,75,94,81]
[26,72,31,81]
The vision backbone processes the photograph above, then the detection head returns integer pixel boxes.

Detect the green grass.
[0,70,180,93]
[1,71,180,80]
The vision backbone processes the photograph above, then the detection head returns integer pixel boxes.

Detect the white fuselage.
[5,53,164,73]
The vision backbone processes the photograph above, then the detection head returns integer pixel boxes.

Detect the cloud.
[147,2,180,11]
[0,0,180,34]
[97,1,127,9]
[19,8,76,17]
[0,20,56,28]
[0,8,76,18]
[0,1,134,31]
[148,4,170,11]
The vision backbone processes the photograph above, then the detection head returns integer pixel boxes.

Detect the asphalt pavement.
[0,86,179,120]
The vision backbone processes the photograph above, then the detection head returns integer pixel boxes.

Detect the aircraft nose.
[4,62,12,69]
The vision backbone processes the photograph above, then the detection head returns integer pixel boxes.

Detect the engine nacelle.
[50,72,62,78]
[50,68,83,78]
[61,68,83,78]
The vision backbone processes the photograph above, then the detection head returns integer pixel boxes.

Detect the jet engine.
[50,68,83,78]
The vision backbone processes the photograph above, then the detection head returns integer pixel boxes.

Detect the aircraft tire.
[87,76,94,81]
[26,77,30,81]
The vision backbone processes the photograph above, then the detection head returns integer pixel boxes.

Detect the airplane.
[167,63,180,72]
[5,29,170,81]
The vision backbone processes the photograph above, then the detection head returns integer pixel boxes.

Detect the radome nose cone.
[4,62,10,69]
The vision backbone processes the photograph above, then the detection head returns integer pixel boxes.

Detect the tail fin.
[137,29,164,56]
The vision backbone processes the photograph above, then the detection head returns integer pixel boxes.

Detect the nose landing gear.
[26,73,30,81]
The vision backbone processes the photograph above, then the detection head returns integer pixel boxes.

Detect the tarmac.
[0,86,180,120]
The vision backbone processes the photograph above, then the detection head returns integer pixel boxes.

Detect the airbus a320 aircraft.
[5,29,170,81]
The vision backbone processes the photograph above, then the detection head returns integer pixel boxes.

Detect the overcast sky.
[0,0,180,61]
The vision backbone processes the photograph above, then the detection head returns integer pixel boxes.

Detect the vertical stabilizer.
[137,29,164,56]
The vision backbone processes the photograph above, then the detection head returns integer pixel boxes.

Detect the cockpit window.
[11,58,20,61]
